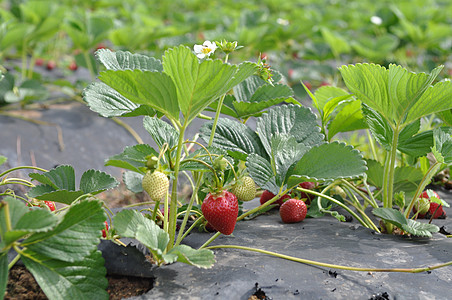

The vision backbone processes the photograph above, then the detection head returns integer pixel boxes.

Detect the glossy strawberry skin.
[201,191,238,235]
[259,190,290,207]
[44,201,55,212]
[280,199,307,223]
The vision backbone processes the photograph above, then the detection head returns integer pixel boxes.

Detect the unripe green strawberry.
[233,176,256,202]
[413,196,430,215]
[142,170,169,201]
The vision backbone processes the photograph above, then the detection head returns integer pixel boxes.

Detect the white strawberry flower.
[193,40,217,59]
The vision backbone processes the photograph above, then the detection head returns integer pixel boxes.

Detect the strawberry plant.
[0,158,119,299]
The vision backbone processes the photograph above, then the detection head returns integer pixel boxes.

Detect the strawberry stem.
[206,245,452,273]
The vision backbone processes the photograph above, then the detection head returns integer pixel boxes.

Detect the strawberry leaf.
[21,250,108,300]
[200,118,267,161]
[372,208,439,237]
[27,189,84,205]
[105,144,159,174]
[29,165,76,191]
[98,69,180,123]
[327,99,367,140]
[80,169,119,195]
[166,245,215,269]
[0,253,6,298]
[123,171,144,193]
[23,200,106,262]
[246,154,280,195]
[287,142,367,187]
[432,128,452,164]
[0,197,58,246]
[114,210,169,260]
[143,116,179,152]
[256,104,324,158]
[0,155,6,167]
[95,48,162,71]
[162,46,257,125]
[83,82,156,118]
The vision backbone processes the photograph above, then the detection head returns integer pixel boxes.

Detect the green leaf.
[114,210,169,259]
[21,250,108,300]
[0,253,6,299]
[0,197,57,246]
[327,99,367,140]
[0,155,6,166]
[351,34,399,60]
[393,166,423,199]
[339,63,452,127]
[98,70,180,122]
[372,208,439,237]
[83,82,155,118]
[79,169,118,195]
[432,128,452,164]
[233,75,266,102]
[95,49,162,71]
[246,154,280,194]
[29,165,76,191]
[23,200,106,262]
[271,134,309,186]
[256,104,324,158]
[167,245,215,269]
[233,97,300,119]
[362,103,392,150]
[320,27,351,57]
[143,116,179,151]
[200,118,267,161]
[315,86,351,115]
[27,189,84,205]
[249,84,293,102]
[438,109,452,126]
[105,144,159,174]
[287,142,367,187]
[123,171,144,193]
[163,46,256,124]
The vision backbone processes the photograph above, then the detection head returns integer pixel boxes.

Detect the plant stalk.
[206,245,452,273]
[168,123,187,249]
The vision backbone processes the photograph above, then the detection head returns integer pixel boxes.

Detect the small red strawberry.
[44,201,56,212]
[46,60,56,70]
[280,199,307,223]
[259,190,290,207]
[302,81,312,90]
[102,221,109,238]
[142,170,169,202]
[68,61,78,71]
[233,176,256,202]
[201,190,238,235]
[35,58,44,66]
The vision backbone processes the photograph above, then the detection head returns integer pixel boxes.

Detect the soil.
[5,266,153,300]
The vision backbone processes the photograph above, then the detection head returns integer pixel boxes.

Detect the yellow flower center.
[201,47,212,54]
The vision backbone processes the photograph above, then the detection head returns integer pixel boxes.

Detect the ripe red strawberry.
[102,221,109,238]
[201,190,238,235]
[280,199,307,223]
[46,60,56,70]
[44,201,56,212]
[233,176,256,202]
[259,190,290,207]
[426,202,446,219]
[35,58,44,66]
[142,170,169,202]
[68,61,78,71]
